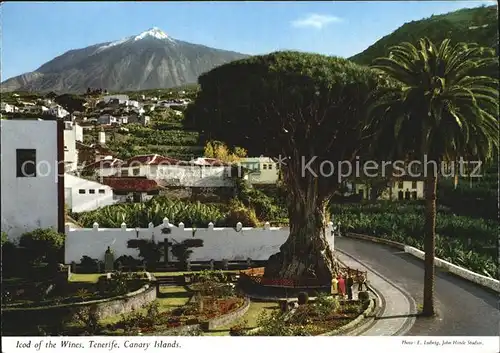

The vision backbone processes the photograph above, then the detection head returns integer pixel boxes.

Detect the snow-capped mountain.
[1,27,248,93]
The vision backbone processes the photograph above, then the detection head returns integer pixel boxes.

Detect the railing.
[239,266,368,288]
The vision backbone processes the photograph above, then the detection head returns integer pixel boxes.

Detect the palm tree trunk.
[422,174,437,316]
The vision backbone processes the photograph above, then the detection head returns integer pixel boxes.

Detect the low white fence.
[65,219,336,264]
[404,246,500,293]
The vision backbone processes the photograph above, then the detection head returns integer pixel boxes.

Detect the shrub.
[358,291,370,302]
[171,239,204,270]
[19,228,65,265]
[297,292,309,305]
[114,255,140,269]
[1,231,8,246]
[229,319,248,336]
[225,199,260,227]
[136,240,163,264]
[72,305,102,335]
[80,256,98,271]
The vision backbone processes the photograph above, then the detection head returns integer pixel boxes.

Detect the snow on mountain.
[0,27,248,93]
[95,27,174,54]
[134,27,173,41]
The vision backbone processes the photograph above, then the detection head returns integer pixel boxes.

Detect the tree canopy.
[370,38,499,163]
[187,51,395,280]
[188,51,393,180]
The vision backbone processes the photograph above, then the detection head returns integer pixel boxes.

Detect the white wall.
[63,123,83,172]
[1,120,59,241]
[65,174,116,212]
[101,165,235,187]
[98,131,106,144]
[64,128,77,172]
[64,221,336,264]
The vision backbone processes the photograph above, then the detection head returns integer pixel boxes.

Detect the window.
[133,168,140,176]
[411,181,417,189]
[16,149,37,177]
[99,189,105,194]
[263,164,267,170]
[89,189,95,194]
[268,164,273,169]
[79,189,85,194]
[398,182,403,189]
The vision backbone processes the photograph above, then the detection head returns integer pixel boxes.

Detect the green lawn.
[100,286,191,326]
[69,273,103,283]
[158,286,191,309]
[205,301,278,336]
[69,270,240,283]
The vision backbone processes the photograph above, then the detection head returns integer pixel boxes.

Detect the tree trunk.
[422,174,437,316]
[264,195,339,282]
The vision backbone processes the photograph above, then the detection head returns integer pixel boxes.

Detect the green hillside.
[350,5,498,65]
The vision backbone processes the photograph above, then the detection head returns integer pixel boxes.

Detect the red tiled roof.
[101,177,161,192]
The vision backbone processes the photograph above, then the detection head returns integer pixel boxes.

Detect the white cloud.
[291,13,343,29]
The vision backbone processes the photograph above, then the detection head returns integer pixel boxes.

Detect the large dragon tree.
[186,51,391,281]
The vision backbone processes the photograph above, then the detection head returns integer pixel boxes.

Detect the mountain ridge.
[1,28,249,93]
[349,5,498,65]
[3,6,498,93]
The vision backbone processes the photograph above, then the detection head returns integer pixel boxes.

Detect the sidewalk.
[336,250,416,336]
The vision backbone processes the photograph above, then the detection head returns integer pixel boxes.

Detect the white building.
[127,100,140,108]
[1,102,17,113]
[64,174,116,213]
[240,157,280,185]
[131,107,145,115]
[64,122,83,172]
[101,95,129,105]
[48,105,69,118]
[1,119,64,240]
[353,179,425,201]
[88,155,235,187]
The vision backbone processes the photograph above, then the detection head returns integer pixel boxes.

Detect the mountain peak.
[134,27,171,41]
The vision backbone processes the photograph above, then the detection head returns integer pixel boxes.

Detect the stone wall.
[2,284,157,333]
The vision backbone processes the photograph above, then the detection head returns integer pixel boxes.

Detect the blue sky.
[1,1,496,80]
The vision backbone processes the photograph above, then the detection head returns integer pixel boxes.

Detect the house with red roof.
[101,176,165,203]
[82,153,239,189]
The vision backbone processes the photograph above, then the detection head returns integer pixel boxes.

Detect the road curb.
[336,248,417,336]
[345,233,500,293]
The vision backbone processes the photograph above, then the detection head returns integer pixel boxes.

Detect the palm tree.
[369,38,498,316]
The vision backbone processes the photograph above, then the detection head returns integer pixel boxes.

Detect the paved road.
[336,251,415,336]
[335,236,500,336]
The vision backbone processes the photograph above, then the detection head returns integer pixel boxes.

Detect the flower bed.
[246,295,370,336]
[110,272,247,335]
[110,295,245,334]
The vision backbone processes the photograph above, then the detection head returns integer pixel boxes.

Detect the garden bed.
[106,271,247,335]
[3,274,145,309]
[107,293,245,334]
[245,295,371,336]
